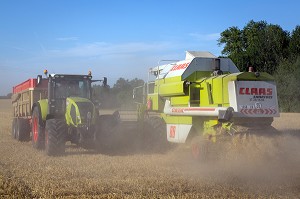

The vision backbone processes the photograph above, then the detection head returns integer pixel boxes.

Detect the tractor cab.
[49,74,92,100]
[46,74,93,118]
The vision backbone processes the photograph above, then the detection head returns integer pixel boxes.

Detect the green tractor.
[29,72,119,156]
[133,51,279,158]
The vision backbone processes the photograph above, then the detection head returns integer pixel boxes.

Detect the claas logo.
[169,126,176,138]
[170,62,190,71]
[239,87,273,95]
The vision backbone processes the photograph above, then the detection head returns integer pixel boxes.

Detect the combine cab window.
[190,86,200,106]
[148,82,155,94]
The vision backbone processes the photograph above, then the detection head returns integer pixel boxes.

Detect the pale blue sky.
[0,0,299,95]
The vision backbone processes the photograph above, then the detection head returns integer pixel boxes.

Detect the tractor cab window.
[68,81,81,96]
[54,79,90,99]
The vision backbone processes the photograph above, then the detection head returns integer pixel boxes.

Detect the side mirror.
[103,77,107,87]
[37,75,42,85]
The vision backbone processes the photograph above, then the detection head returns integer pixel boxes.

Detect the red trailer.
[11,78,48,141]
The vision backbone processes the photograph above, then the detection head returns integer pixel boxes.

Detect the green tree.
[218,26,246,70]
[218,20,290,74]
[111,78,145,109]
[289,25,300,57]
[92,77,145,109]
[262,24,290,72]
[92,84,114,108]
[112,78,131,92]
[274,57,300,112]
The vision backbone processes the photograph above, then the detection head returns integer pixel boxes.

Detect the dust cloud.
[95,118,300,195]
[163,132,300,195]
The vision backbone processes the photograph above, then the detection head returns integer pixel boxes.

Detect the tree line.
[93,78,144,110]
[219,20,300,112]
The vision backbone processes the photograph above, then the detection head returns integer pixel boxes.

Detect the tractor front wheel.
[45,119,67,156]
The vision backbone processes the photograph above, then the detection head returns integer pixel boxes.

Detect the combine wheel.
[143,116,169,152]
[191,136,210,161]
[16,118,30,141]
[32,107,45,149]
[45,119,67,156]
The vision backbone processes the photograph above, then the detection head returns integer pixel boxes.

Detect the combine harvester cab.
[134,51,279,157]
[12,71,119,156]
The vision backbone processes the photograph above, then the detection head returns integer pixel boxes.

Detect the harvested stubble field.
[0,99,300,198]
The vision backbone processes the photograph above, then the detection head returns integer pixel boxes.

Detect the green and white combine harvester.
[133,51,279,158]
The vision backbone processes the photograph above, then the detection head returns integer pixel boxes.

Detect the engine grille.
[76,102,94,124]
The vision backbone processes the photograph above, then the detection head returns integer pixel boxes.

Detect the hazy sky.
[0,0,299,95]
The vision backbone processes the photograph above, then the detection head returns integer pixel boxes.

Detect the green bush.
[274,57,300,112]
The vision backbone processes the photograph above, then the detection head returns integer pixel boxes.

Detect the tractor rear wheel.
[16,118,30,141]
[143,116,169,152]
[45,119,67,156]
[32,107,45,149]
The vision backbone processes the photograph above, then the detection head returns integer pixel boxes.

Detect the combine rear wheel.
[32,107,45,149]
[45,119,67,156]
[191,136,210,161]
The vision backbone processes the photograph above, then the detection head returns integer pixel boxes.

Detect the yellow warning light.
[88,70,92,76]
[44,69,48,76]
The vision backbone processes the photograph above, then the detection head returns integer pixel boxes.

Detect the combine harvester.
[133,51,280,159]
[11,70,119,156]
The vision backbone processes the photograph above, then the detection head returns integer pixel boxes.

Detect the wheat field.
[0,99,300,198]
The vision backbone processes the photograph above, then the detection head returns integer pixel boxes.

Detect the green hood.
[65,97,95,127]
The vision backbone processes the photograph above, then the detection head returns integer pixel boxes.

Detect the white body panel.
[164,100,228,116]
[229,81,279,117]
[167,124,192,143]
[163,60,192,79]
[150,51,240,80]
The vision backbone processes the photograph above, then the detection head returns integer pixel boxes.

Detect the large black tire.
[11,118,17,139]
[45,119,67,156]
[143,116,170,152]
[94,115,116,151]
[94,112,121,151]
[31,106,45,149]
[16,118,30,141]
